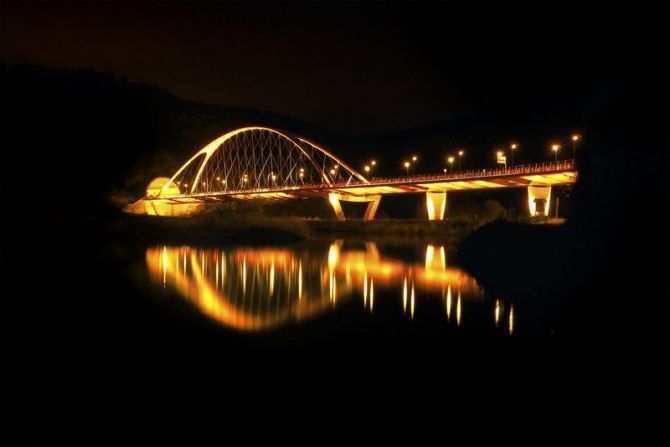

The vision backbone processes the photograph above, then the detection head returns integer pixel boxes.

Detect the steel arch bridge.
[124,126,578,219]
[163,126,367,196]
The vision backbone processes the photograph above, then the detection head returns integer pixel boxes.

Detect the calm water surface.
[144,240,516,335]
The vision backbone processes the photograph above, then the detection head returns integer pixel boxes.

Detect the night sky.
[3,1,665,133]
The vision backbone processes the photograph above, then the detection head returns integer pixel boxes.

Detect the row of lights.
[177,134,581,189]
[495,134,580,166]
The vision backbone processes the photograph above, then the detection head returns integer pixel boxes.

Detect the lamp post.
[552,144,560,162]
[411,155,417,176]
[404,161,410,178]
[458,150,464,171]
[364,165,370,176]
[571,135,580,159]
[448,156,455,173]
[510,143,517,166]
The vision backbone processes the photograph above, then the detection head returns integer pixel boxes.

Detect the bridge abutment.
[426,191,447,220]
[328,193,382,221]
[527,185,552,217]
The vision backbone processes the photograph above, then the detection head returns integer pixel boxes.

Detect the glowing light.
[446,285,452,320]
[162,246,167,287]
[242,258,247,294]
[298,260,303,301]
[369,279,374,312]
[456,293,461,326]
[552,144,560,151]
[572,135,580,141]
[364,165,370,173]
[371,160,376,166]
[404,161,410,168]
[458,150,464,156]
[363,270,368,307]
[495,299,500,327]
[328,243,340,269]
[510,144,517,150]
[403,276,408,314]
[508,304,514,335]
[412,155,417,162]
[145,243,488,333]
[269,260,275,296]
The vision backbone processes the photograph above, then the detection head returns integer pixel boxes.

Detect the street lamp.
[458,149,464,171]
[447,156,455,173]
[510,143,517,166]
[551,144,560,162]
[411,155,417,176]
[404,161,410,178]
[371,160,376,166]
[364,165,370,175]
[571,135,580,158]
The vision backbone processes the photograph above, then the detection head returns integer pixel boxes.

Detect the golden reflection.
[410,282,416,319]
[146,242,511,332]
[495,299,501,327]
[363,271,368,308]
[402,276,408,314]
[456,293,462,327]
[370,279,374,313]
[446,285,452,321]
[508,304,514,335]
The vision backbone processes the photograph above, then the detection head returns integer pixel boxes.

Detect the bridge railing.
[326,159,576,188]
[153,159,575,198]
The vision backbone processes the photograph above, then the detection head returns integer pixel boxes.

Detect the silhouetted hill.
[0,64,355,210]
[0,63,666,219]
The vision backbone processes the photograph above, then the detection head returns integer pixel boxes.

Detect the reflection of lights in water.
[242,258,247,295]
[145,243,509,332]
[456,294,461,326]
[369,278,374,312]
[495,299,501,327]
[298,260,303,301]
[410,282,415,319]
[508,304,514,335]
[446,285,452,321]
[270,260,275,296]
[363,271,368,308]
[402,276,408,314]
[162,246,167,287]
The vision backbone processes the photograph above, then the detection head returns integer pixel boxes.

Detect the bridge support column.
[328,193,382,221]
[527,185,551,217]
[426,191,447,220]
[329,193,346,221]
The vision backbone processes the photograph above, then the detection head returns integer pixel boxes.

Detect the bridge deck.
[149,160,577,202]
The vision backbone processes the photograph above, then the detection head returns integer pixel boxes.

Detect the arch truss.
[159,127,367,197]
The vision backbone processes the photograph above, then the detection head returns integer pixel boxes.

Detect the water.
[144,241,515,335]
[4,233,665,445]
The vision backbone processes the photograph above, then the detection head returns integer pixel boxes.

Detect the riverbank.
[107,213,491,247]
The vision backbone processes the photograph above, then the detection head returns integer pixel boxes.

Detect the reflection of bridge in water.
[126,127,577,220]
[146,242,514,333]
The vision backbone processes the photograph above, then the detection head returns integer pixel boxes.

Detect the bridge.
[124,126,578,219]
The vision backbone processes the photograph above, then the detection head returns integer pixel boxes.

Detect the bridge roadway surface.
[147,160,577,203]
